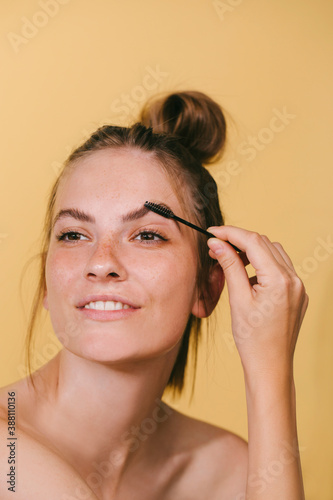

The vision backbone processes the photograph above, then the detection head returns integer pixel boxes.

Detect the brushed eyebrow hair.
[52,204,181,232]
[122,203,181,232]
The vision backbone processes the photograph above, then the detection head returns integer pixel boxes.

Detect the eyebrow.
[52,208,95,229]
[52,203,181,232]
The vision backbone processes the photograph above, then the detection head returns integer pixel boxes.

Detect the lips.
[76,294,141,309]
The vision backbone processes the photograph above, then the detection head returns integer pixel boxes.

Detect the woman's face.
[44,148,210,364]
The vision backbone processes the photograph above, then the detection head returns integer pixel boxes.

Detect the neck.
[30,346,180,491]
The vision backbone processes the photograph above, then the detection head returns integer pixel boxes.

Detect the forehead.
[55,148,182,212]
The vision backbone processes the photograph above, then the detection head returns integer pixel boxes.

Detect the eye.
[133,229,168,244]
[56,231,89,242]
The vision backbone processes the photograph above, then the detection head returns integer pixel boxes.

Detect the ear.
[191,263,225,318]
[43,289,49,311]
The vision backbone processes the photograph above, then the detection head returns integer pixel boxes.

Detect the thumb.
[207,238,252,300]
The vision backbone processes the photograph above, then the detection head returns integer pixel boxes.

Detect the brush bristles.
[144,201,174,219]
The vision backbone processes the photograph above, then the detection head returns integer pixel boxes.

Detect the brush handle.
[172,214,242,253]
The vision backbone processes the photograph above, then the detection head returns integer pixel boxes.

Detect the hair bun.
[139,91,226,164]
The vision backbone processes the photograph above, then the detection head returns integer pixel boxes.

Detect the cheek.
[45,251,78,296]
[45,252,83,342]
[137,252,197,308]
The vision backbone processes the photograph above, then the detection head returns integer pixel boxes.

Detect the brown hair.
[25,91,227,398]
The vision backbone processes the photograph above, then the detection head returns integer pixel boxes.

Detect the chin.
[60,330,183,367]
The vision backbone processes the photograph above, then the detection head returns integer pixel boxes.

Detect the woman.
[0,91,308,499]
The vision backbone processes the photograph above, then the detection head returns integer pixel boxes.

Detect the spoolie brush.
[144,201,241,253]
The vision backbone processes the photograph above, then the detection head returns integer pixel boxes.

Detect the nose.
[83,239,127,281]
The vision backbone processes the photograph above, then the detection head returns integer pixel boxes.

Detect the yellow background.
[1,1,332,498]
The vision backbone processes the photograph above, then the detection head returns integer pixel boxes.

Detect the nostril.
[109,272,119,277]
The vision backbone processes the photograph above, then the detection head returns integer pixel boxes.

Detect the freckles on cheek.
[143,255,196,301]
[137,261,166,282]
[47,252,79,288]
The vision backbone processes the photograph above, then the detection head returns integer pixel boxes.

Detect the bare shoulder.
[164,405,248,499]
[0,377,36,425]
[0,416,98,500]
[0,381,98,500]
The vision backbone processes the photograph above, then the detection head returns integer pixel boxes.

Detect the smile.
[84,301,132,311]
[78,301,139,322]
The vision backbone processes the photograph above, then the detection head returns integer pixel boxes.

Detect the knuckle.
[220,256,238,272]
[276,271,293,288]
[293,274,304,286]
[250,232,262,244]
[288,275,307,299]
[292,274,306,292]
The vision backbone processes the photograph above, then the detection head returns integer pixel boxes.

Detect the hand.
[206,226,309,380]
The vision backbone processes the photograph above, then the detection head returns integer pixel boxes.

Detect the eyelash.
[56,231,87,243]
[56,228,168,245]
[133,229,168,244]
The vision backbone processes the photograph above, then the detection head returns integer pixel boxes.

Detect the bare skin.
[0,370,248,500]
[0,147,308,499]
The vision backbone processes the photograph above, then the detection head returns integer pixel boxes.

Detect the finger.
[295,292,309,333]
[207,238,253,300]
[260,236,295,274]
[210,246,250,267]
[207,226,283,284]
[209,247,253,288]
[272,241,297,273]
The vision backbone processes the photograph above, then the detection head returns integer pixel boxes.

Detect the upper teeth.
[84,301,131,310]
